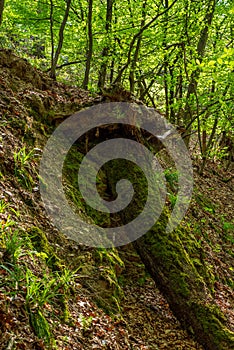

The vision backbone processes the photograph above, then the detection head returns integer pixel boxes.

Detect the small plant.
[25,269,60,345]
[79,314,93,332]
[14,146,35,188]
[0,262,25,297]
[25,269,58,308]
[25,266,78,345]
[14,146,35,169]
[0,200,20,217]
[0,201,9,215]
[2,229,25,264]
[164,168,178,191]
[168,193,177,207]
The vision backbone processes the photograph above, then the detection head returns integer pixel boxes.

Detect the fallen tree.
[109,161,234,350]
[90,104,234,350]
[132,217,234,350]
[65,101,234,350]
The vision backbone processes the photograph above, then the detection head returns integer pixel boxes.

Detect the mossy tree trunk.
[82,104,233,350]
[104,158,234,350]
[132,220,234,350]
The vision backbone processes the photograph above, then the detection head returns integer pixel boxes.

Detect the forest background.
[0,0,233,170]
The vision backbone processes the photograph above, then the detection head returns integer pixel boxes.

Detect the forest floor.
[0,49,233,349]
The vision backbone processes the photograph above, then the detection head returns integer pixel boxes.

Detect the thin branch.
[114,0,178,83]
[46,59,84,72]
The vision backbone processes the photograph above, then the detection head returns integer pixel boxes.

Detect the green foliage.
[13,146,35,188]
[2,229,25,264]
[1,0,233,165]
[0,2,231,94]
[29,309,53,346]
[0,204,79,347]
[164,169,178,190]
[0,199,8,213]
[96,247,124,268]
[79,314,93,332]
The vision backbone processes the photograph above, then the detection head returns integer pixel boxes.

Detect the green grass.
[13,146,36,188]
[0,204,79,348]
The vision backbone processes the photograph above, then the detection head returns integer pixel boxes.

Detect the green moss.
[10,116,27,131]
[28,227,62,271]
[192,303,234,349]
[63,146,111,227]
[139,211,210,297]
[194,191,217,214]
[29,309,56,347]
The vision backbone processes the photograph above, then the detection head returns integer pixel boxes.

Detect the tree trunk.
[82,0,93,89]
[129,0,147,93]
[98,0,113,89]
[49,0,54,75]
[183,0,216,128]
[132,221,234,350]
[50,0,72,80]
[0,0,4,26]
[102,129,234,350]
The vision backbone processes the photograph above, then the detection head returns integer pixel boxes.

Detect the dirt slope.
[0,49,233,349]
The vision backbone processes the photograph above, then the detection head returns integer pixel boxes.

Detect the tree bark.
[0,0,4,26]
[50,0,72,80]
[98,0,113,89]
[183,0,216,127]
[101,123,234,350]
[82,0,93,89]
[132,221,234,350]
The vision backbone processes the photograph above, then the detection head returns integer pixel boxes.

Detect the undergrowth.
[0,201,79,348]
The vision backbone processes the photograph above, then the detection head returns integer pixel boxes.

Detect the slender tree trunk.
[114,0,178,83]
[98,0,113,89]
[50,0,72,80]
[129,0,147,93]
[0,0,4,26]
[163,0,169,119]
[199,115,218,174]
[49,0,54,74]
[183,0,216,126]
[109,5,118,84]
[168,65,176,122]
[83,0,93,89]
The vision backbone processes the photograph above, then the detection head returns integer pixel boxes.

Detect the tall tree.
[129,0,147,93]
[114,0,179,84]
[98,0,114,89]
[82,0,93,89]
[0,0,4,26]
[50,0,72,79]
[183,0,216,127]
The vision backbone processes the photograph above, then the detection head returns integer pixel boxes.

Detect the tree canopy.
[1,0,233,169]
